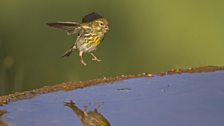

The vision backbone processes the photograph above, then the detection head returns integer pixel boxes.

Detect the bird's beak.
[105,26,109,31]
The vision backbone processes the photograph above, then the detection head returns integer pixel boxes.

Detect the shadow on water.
[64,100,110,126]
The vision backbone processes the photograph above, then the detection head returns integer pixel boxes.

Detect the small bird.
[47,12,109,66]
[64,100,111,126]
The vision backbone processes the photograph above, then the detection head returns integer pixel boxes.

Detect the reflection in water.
[0,110,9,126]
[64,100,110,126]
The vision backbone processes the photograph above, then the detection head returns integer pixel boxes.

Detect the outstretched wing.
[47,22,81,35]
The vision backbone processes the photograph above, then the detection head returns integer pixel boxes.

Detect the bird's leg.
[83,102,91,112]
[79,51,87,66]
[91,53,101,62]
[94,102,104,111]
[83,103,91,116]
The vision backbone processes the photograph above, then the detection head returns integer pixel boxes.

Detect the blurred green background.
[0,0,224,95]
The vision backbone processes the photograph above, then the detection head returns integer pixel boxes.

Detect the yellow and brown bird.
[47,12,109,66]
[64,100,111,126]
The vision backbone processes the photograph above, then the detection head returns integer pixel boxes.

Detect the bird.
[47,12,109,66]
[64,100,111,126]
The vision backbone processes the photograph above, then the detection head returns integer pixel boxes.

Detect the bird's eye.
[100,23,104,26]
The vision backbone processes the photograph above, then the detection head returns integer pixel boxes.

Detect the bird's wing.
[47,22,82,35]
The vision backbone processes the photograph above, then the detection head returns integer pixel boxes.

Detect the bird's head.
[92,18,109,34]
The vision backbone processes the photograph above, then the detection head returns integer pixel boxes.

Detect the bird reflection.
[0,110,9,126]
[64,100,110,126]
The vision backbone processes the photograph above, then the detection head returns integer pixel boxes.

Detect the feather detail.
[47,22,81,35]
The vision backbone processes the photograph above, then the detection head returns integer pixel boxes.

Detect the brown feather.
[47,22,81,35]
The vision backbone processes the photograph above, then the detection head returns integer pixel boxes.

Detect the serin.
[47,12,109,66]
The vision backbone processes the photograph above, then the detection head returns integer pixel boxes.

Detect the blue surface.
[1,71,224,126]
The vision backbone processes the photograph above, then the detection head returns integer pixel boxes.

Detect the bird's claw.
[91,53,101,62]
[80,60,87,66]
[92,57,101,62]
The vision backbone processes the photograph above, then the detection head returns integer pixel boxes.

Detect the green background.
[0,0,223,95]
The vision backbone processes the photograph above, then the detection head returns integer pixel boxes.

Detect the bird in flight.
[47,12,109,66]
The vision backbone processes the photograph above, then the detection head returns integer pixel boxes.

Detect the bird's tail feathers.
[61,45,77,57]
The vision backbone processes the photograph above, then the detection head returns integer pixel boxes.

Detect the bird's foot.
[92,57,101,62]
[91,53,101,62]
[80,59,87,66]
[95,102,104,110]
[84,103,91,112]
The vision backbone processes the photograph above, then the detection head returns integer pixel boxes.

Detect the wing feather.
[47,22,81,35]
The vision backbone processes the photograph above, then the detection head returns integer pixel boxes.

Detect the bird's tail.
[61,45,77,57]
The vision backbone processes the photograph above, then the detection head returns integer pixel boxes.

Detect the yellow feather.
[94,37,101,46]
